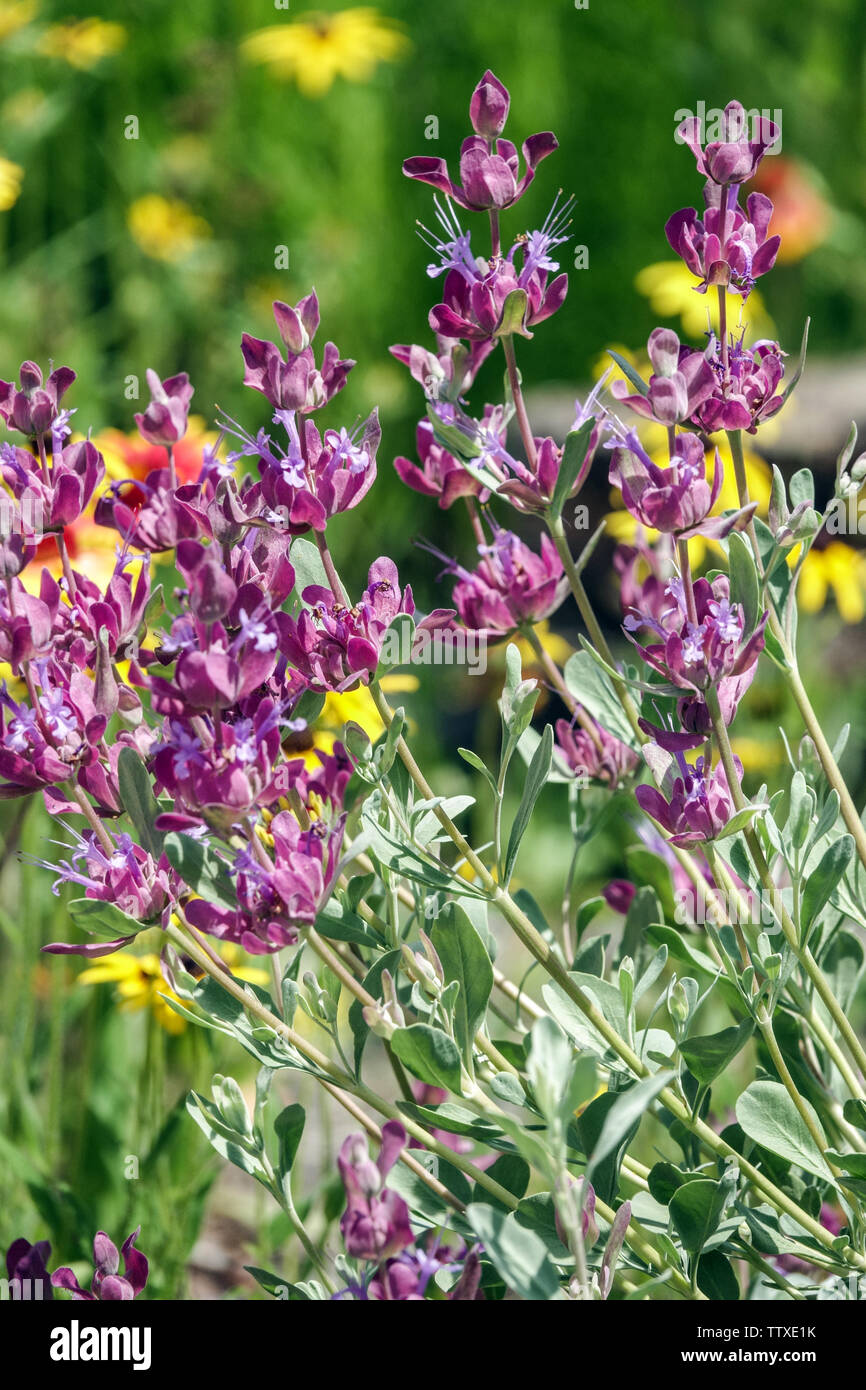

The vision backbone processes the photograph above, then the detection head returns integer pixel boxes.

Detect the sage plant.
[5,76,866,1304]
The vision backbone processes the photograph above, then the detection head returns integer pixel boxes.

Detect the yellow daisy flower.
[0,0,36,41]
[78,945,268,1035]
[306,677,418,763]
[634,262,773,343]
[37,17,126,68]
[0,156,24,211]
[127,195,210,264]
[730,735,786,773]
[241,7,409,97]
[794,542,866,625]
[78,953,189,1035]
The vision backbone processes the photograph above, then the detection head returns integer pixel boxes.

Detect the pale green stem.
[707,684,866,1085]
[727,426,866,873]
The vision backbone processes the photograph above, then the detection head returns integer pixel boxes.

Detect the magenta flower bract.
[389,334,495,400]
[625,573,767,693]
[5,1238,53,1300]
[691,337,786,435]
[497,382,605,514]
[241,293,354,414]
[442,528,568,635]
[278,557,452,691]
[186,811,345,955]
[134,369,194,448]
[151,701,285,828]
[95,466,206,552]
[2,437,105,530]
[609,431,740,540]
[555,716,639,789]
[0,664,111,800]
[0,360,75,436]
[636,747,743,846]
[603,880,637,915]
[676,100,779,185]
[404,71,557,211]
[51,1228,148,1301]
[394,418,488,509]
[40,829,175,958]
[666,185,781,299]
[429,257,567,342]
[610,329,716,427]
[469,69,510,139]
[338,1121,415,1263]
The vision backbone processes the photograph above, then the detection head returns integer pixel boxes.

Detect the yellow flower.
[634,261,773,342]
[78,953,188,1035]
[2,87,49,133]
[127,195,210,263]
[0,156,24,211]
[242,7,409,97]
[0,661,26,699]
[78,945,268,1034]
[795,542,866,625]
[0,0,35,41]
[37,17,126,68]
[308,676,418,762]
[730,735,785,773]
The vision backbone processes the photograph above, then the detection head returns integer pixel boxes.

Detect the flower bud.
[469,70,510,138]
[668,978,691,1029]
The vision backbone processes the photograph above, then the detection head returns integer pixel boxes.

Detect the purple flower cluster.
[604,97,786,843]
[335,1122,482,1301]
[0,289,413,958]
[392,71,604,633]
[6,1229,148,1301]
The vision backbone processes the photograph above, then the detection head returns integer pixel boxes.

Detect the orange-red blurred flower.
[753,157,831,263]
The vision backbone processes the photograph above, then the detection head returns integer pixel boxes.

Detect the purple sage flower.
[40,828,174,957]
[134,369,194,448]
[636,746,743,846]
[394,418,489,509]
[434,528,567,635]
[555,715,639,789]
[625,573,767,694]
[338,1122,414,1262]
[610,329,716,426]
[0,360,75,436]
[609,431,755,540]
[5,1238,53,1300]
[691,336,786,435]
[666,185,780,299]
[278,557,453,691]
[676,101,779,185]
[1,437,105,531]
[51,1228,148,1301]
[185,812,345,954]
[241,293,354,414]
[404,72,557,212]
